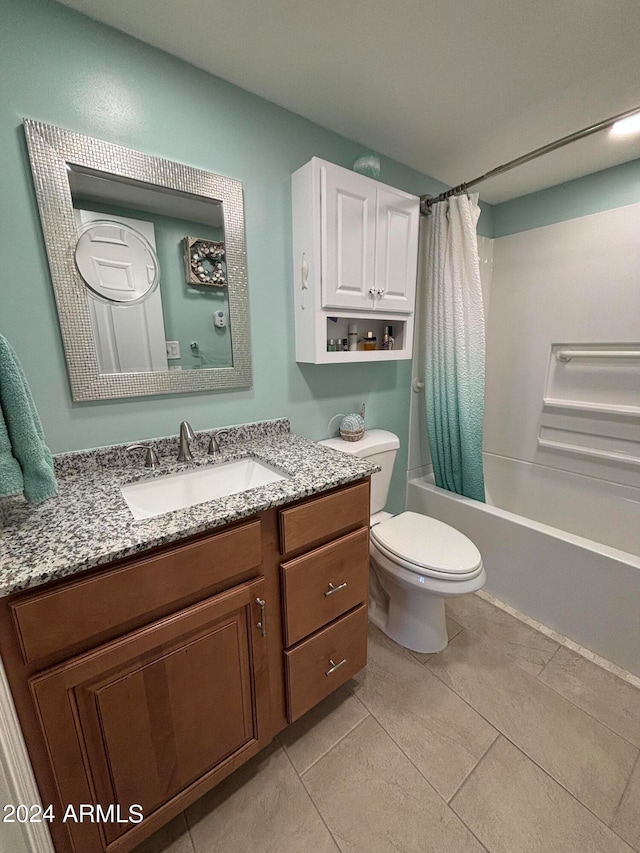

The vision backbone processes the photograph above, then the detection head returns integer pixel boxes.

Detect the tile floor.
[138,593,640,853]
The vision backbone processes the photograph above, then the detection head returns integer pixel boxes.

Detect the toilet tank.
[318,429,399,515]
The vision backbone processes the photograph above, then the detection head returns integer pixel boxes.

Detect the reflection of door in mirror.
[74,210,169,374]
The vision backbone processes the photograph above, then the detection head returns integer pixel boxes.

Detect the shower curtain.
[423,193,486,502]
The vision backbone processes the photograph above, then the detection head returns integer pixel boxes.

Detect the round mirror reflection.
[74,220,160,305]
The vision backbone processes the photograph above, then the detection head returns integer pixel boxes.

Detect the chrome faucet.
[207,428,230,458]
[127,443,160,469]
[177,421,195,462]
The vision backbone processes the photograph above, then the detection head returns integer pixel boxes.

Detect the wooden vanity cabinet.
[279,480,371,722]
[0,517,275,853]
[0,477,370,853]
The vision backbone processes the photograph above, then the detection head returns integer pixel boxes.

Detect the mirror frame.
[24,119,251,401]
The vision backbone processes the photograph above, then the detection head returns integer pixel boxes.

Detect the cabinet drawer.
[12,519,262,664]
[281,528,369,646]
[284,604,367,722]
[279,480,369,554]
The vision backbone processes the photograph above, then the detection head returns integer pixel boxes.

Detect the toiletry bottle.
[348,324,358,352]
[327,338,337,352]
[363,331,377,351]
[342,338,349,351]
[382,325,394,351]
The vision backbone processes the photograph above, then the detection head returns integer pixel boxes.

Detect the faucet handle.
[207,428,231,456]
[127,443,160,469]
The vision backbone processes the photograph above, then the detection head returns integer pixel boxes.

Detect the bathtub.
[406,453,640,677]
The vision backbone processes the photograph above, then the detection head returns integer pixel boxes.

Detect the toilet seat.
[370,511,483,580]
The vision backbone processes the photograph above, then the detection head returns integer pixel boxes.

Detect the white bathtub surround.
[483,452,640,555]
[422,194,486,501]
[407,459,640,678]
[486,202,640,491]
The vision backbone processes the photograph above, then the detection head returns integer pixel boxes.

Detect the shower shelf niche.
[538,342,640,473]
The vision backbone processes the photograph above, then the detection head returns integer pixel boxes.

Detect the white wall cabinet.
[292,158,419,363]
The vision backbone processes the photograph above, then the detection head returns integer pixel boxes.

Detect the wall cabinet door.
[374,185,419,312]
[321,164,376,310]
[29,577,270,853]
[320,163,418,314]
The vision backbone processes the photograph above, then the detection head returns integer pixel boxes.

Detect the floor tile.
[425,630,638,824]
[351,625,497,800]
[446,593,559,675]
[539,646,640,747]
[279,683,369,774]
[133,815,194,853]
[303,715,485,853]
[409,616,463,664]
[451,736,634,852]
[613,756,640,850]
[185,743,338,853]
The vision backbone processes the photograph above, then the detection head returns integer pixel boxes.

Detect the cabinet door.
[29,577,270,853]
[321,164,376,310]
[374,185,419,313]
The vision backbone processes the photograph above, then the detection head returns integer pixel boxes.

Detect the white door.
[75,210,169,374]
[320,164,376,310]
[374,186,419,313]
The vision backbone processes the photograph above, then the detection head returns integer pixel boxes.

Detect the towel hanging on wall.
[0,334,57,504]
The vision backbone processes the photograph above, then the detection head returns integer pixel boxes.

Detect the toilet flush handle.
[324,581,348,597]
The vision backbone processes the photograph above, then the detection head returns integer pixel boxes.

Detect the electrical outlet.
[166,341,181,359]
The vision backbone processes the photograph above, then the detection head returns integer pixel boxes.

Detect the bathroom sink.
[121,458,289,520]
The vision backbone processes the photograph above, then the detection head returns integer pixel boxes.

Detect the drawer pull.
[326,657,347,676]
[256,597,266,637]
[324,581,348,597]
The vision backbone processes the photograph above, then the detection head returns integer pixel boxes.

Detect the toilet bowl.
[369,511,485,652]
[319,430,485,653]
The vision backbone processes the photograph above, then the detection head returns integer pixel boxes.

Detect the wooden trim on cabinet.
[281,527,369,646]
[284,604,368,722]
[278,479,370,555]
[11,519,262,666]
[27,578,270,853]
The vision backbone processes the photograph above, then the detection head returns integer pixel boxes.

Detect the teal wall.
[493,158,640,237]
[1,0,493,512]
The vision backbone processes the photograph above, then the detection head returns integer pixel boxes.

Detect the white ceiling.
[56,0,640,203]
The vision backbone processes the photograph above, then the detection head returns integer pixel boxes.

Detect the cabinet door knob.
[324,581,348,597]
[376,288,385,298]
[368,288,375,297]
[256,597,266,637]
[326,658,347,676]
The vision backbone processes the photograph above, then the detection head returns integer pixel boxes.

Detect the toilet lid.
[370,511,482,575]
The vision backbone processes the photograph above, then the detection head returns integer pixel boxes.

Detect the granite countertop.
[0,418,377,598]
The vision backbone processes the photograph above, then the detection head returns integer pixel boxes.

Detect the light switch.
[166,341,181,359]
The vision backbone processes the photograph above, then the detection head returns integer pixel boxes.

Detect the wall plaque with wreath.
[184,236,228,287]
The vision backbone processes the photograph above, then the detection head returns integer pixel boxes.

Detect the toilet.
[319,429,485,653]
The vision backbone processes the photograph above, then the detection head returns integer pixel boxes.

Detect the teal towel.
[0,334,57,504]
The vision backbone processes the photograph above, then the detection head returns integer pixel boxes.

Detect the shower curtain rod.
[419,104,640,214]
